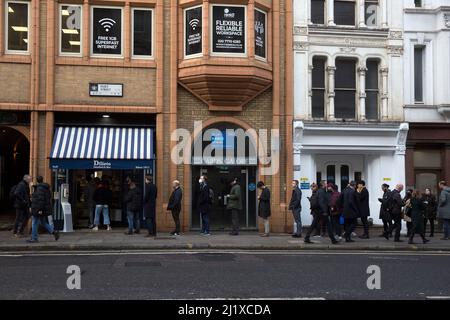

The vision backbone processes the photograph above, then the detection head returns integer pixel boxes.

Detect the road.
[0,250,449,300]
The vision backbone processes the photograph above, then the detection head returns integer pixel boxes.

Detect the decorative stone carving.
[389,31,403,39]
[293,41,309,51]
[293,121,305,154]
[444,13,450,28]
[387,45,404,56]
[396,123,409,155]
[293,26,308,35]
[340,47,357,53]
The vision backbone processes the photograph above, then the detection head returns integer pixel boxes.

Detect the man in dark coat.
[124,178,143,235]
[197,175,211,236]
[289,180,303,238]
[257,181,271,237]
[27,176,59,243]
[12,174,32,237]
[167,180,183,236]
[384,184,404,242]
[356,180,370,239]
[422,188,437,237]
[226,177,242,236]
[93,181,113,231]
[84,175,97,229]
[143,176,157,237]
[378,183,392,237]
[341,181,360,242]
[304,181,338,244]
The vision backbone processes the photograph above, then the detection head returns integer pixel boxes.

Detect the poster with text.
[254,9,267,59]
[185,6,202,56]
[212,6,246,54]
[92,7,122,55]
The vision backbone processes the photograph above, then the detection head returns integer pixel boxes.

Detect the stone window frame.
[131,7,154,60]
[5,0,30,55]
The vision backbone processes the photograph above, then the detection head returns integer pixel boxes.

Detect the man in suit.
[167,180,183,236]
[289,180,303,238]
[341,181,360,243]
[197,175,211,236]
[384,184,405,242]
[143,176,158,237]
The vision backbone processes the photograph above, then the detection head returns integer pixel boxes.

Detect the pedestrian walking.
[27,176,59,243]
[304,181,338,244]
[438,181,450,240]
[226,177,242,236]
[384,184,405,242]
[11,174,32,238]
[407,190,430,244]
[143,176,157,237]
[340,181,359,243]
[403,189,413,237]
[328,183,342,239]
[84,175,98,229]
[167,180,183,236]
[197,175,211,236]
[92,180,112,231]
[422,188,437,237]
[378,183,392,237]
[289,180,303,238]
[257,181,271,237]
[356,180,370,239]
[124,177,143,235]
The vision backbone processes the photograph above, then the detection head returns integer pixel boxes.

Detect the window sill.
[0,54,32,64]
[55,56,156,68]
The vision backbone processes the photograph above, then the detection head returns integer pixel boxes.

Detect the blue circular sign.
[248,183,256,192]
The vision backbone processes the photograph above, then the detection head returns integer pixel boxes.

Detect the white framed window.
[254,8,267,61]
[335,58,357,119]
[210,4,247,57]
[90,6,123,58]
[131,8,154,59]
[5,0,30,54]
[365,0,379,28]
[184,5,203,59]
[59,4,82,56]
[311,0,325,25]
[334,0,356,26]
[414,46,425,103]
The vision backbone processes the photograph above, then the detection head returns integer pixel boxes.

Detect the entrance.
[0,127,30,218]
[316,156,364,191]
[192,165,257,230]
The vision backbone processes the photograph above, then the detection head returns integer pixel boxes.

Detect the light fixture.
[11,26,28,32]
[62,29,79,34]
[62,9,69,16]
[69,41,81,46]
[8,6,14,13]
[102,114,111,118]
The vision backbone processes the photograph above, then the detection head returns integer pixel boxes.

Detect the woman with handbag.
[408,190,430,244]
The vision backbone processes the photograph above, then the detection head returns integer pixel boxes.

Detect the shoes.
[53,231,60,241]
[88,224,94,229]
[345,239,355,243]
[394,239,404,242]
[203,233,211,236]
[145,234,154,238]
[359,234,369,239]
[134,230,140,234]
[107,226,112,231]
[92,226,98,231]
[292,234,302,238]
[260,233,269,237]
[26,239,39,243]
[429,234,434,237]
[304,238,313,244]
[332,239,339,245]
[124,231,133,235]
[383,232,390,240]
[423,239,430,244]
[313,235,322,238]
[229,232,239,236]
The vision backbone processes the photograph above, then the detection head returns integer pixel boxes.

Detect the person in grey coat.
[438,181,450,240]
[226,177,242,236]
[289,180,302,238]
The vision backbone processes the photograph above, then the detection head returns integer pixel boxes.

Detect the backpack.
[9,184,18,203]
[208,187,214,205]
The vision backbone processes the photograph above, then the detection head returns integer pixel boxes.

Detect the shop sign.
[212,5,246,54]
[92,7,122,55]
[254,9,267,59]
[89,83,123,97]
[50,159,152,170]
[300,182,310,190]
[185,6,202,56]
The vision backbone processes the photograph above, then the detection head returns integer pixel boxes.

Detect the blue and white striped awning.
[50,127,154,160]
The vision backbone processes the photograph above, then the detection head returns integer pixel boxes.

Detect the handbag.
[339,215,345,225]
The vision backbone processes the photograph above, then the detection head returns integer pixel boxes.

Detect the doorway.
[191,165,257,231]
[415,170,441,196]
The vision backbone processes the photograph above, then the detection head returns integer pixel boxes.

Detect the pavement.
[1,227,450,252]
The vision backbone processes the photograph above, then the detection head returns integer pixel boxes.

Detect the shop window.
[132,8,153,58]
[365,0,378,27]
[340,165,350,190]
[414,150,441,168]
[91,6,123,57]
[335,58,357,119]
[184,5,202,58]
[366,59,380,120]
[414,46,425,103]
[311,0,325,25]
[312,56,326,118]
[6,1,29,53]
[254,8,267,60]
[334,0,355,26]
[211,4,246,56]
[60,4,82,55]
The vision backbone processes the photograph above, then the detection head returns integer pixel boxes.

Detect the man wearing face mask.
[197,175,211,236]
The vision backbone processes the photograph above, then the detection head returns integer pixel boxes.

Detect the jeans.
[94,205,111,226]
[331,215,342,237]
[231,209,240,233]
[424,218,435,235]
[172,209,180,234]
[388,215,402,240]
[201,212,210,234]
[344,218,357,240]
[127,211,140,233]
[306,214,335,241]
[146,216,156,235]
[13,208,29,234]
[443,219,450,238]
[292,208,302,236]
[360,216,370,236]
[31,215,54,241]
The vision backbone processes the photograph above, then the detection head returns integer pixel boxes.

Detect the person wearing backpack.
[378,183,393,237]
[197,175,211,236]
[226,177,242,236]
[26,176,59,243]
[12,174,32,238]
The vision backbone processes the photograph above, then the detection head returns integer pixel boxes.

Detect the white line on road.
[167,297,327,300]
[426,296,450,300]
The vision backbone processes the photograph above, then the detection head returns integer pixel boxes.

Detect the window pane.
[312,90,325,118]
[341,165,350,191]
[312,58,325,88]
[366,60,379,89]
[61,5,81,54]
[414,47,424,102]
[334,1,355,26]
[335,90,356,119]
[366,91,379,120]
[327,165,336,184]
[133,10,152,56]
[414,150,441,168]
[92,7,122,55]
[336,59,356,88]
[365,0,378,27]
[7,2,28,51]
[311,0,325,24]
[185,6,202,56]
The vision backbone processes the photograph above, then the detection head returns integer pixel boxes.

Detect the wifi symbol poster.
[185,6,202,56]
[93,7,122,55]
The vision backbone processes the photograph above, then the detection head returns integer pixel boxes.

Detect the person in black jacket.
[384,184,404,242]
[143,176,157,237]
[356,180,370,239]
[124,177,143,235]
[422,188,437,237]
[93,180,113,231]
[257,181,271,237]
[12,175,32,237]
[341,181,360,243]
[26,176,59,243]
[304,181,338,244]
[167,180,183,236]
[378,184,392,237]
[289,180,303,238]
[197,175,211,236]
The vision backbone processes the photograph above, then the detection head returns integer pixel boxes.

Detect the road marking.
[426,296,450,300]
[168,297,326,300]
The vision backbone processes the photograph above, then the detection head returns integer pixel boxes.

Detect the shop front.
[50,127,155,229]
